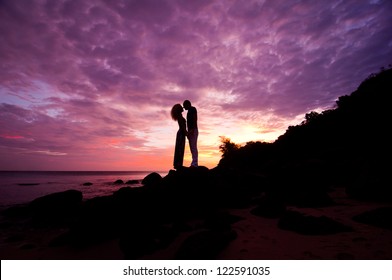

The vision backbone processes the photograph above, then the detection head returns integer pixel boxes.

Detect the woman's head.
[171,104,183,121]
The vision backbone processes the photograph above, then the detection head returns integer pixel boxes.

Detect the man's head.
[183,100,191,110]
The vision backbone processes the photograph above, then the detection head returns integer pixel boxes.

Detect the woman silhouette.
[171,104,187,169]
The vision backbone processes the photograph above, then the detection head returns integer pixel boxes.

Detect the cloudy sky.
[1,0,391,171]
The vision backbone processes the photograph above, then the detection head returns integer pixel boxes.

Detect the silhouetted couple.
[171,100,198,170]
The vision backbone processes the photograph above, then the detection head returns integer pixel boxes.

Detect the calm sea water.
[0,171,167,208]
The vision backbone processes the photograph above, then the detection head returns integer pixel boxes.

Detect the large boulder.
[251,195,286,219]
[29,189,82,224]
[119,225,177,259]
[162,166,211,189]
[175,229,237,259]
[1,205,30,218]
[142,172,162,186]
[68,195,118,246]
[113,179,124,185]
[204,211,243,230]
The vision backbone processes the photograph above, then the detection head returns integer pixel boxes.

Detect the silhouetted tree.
[218,67,392,174]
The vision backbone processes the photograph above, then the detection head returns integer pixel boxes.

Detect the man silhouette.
[183,100,198,167]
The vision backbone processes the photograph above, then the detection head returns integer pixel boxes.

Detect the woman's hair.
[171,104,183,121]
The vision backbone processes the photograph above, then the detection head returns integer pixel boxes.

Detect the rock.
[1,205,30,218]
[204,211,243,230]
[29,190,82,224]
[352,207,392,229]
[4,234,25,243]
[112,187,152,215]
[251,196,286,218]
[119,231,159,259]
[82,195,116,216]
[142,172,162,186]
[20,243,36,250]
[125,180,139,185]
[290,189,335,208]
[345,165,392,202]
[278,210,352,235]
[113,179,124,185]
[207,167,262,209]
[68,195,118,246]
[346,178,392,202]
[175,229,237,259]
[119,225,177,259]
[159,167,218,216]
[164,166,211,187]
[83,182,93,186]
[113,186,133,197]
[49,231,72,247]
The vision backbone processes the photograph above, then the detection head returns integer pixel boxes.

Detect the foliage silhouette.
[218,67,392,201]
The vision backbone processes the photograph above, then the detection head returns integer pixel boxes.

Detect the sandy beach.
[143,186,392,260]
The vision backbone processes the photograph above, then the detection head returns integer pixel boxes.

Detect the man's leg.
[188,129,198,167]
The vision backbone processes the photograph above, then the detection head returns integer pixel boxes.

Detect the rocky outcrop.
[113,179,124,185]
[125,180,139,185]
[3,165,357,259]
[141,172,162,186]
[175,229,237,260]
[29,189,82,224]
[251,195,286,219]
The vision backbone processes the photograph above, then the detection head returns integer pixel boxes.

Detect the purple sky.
[1,0,391,171]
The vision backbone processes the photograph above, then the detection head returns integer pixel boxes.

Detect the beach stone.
[69,195,118,246]
[346,178,392,202]
[1,205,30,218]
[163,166,210,186]
[182,166,211,183]
[49,232,72,247]
[112,187,150,214]
[175,229,237,259]
[113,179,124,185]
[142,172,162,186]
[4,234,25,243]
[119,232,159,259]
[113,186,133,197]
[182,166,210,177]
[125,180,139,185]
[251,196,286,219]
[119,225,177,259]
[20,243,36,250]
[29,190,82,223]
[204,211,244,230]
[278,210,352,235]
[290,189,335,208]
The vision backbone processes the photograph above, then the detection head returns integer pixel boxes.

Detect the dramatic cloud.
[1,0,391,170]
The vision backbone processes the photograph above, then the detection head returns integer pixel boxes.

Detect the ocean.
[0,171,168,208]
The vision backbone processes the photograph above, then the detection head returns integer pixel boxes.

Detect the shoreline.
[0,170,169,208]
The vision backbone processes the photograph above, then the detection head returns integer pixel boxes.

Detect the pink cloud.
[0,0,391,170]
